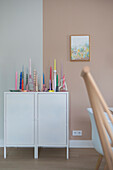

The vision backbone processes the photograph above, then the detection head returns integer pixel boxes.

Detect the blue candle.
[19,72,22,89]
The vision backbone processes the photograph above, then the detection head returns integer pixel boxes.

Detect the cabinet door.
[38,94,66,146]
[5,93,35,145]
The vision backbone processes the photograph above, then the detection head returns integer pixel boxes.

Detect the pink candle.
[50,66,52,81]
[15,71,17,90]
[61,64,63,79]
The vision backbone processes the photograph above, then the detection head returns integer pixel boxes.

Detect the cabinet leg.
[67,146,69,160]
[34,146,38,159]
[4,147,6,159]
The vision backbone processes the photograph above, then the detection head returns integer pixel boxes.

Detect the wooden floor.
[0,148,105,170]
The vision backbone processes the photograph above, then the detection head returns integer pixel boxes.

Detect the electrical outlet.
[72,130,82,136]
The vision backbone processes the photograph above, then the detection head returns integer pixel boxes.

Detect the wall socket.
[72,130,82,136]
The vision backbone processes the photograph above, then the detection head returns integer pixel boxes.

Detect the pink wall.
[43,0,113,140]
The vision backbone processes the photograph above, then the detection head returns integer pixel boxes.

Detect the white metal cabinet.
[4,92,69,159]
[4,93,35,158]
[38,93,66,146]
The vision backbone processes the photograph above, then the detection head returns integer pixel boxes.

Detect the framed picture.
[70,35,90,61]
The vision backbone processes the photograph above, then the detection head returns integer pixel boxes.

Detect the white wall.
[0,0,43,144]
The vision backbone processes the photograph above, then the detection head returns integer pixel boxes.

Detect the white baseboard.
[0,140,94,148]
[69,140,94,148]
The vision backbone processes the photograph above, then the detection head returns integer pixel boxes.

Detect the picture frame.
[70,35,90,61]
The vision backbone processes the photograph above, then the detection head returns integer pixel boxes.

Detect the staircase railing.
[81,66,113,170]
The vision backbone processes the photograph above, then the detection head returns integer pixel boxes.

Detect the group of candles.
[48,59,59,92]
[15,59,38,92]
[15,69,26,91]
[15,59,67,92]
[47,59,67,92]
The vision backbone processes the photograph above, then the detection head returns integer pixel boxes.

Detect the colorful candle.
[63,75,65,89]
[36,74,38,92]
[22,79,24,90]
[15,71,17,90]
[49,79,51,90]
[28,59,34,91]
[19,72,22,89]
[54,59,56,91]
[50,66,52,81]
[34,69,36,91]
[26,68,28,87]
[22,66,24,89]
[41,75,43,91]
[22,66,24,79]
[26,73,28,86]
[19,73,21,89]
[56,74,58,87]
[43,73,45,84]
[56,74,59,92]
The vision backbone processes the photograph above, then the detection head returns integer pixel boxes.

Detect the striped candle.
[63,75,65,89]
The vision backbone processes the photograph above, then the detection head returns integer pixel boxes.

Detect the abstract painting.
[70,35,90,61]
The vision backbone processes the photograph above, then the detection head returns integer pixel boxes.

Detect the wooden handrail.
[81,66,113,170]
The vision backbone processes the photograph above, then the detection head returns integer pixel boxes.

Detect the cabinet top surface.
[4,92,69,94]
